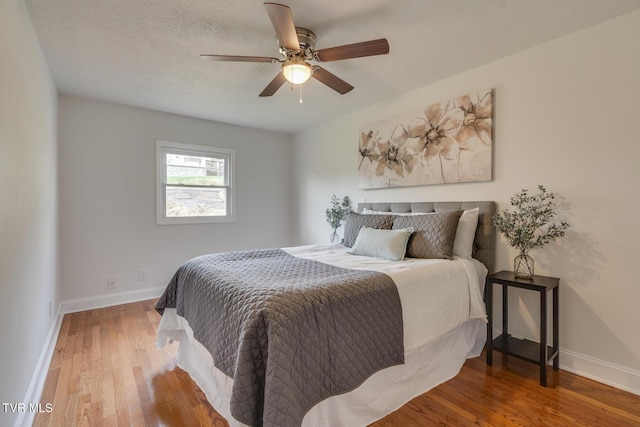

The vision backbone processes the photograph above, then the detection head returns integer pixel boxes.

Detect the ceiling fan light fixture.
[282,59,312,84]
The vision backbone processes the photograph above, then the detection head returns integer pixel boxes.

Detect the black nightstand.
[485,270,560,386]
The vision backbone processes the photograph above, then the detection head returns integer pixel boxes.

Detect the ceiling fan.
[200,2,390,97]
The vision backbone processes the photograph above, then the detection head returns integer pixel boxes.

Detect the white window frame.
[156,140,235,225]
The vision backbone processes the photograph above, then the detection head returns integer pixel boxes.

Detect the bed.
[155,201,496,427]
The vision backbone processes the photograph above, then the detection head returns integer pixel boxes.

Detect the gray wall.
[0,1,59,426]
[58,95,293,303]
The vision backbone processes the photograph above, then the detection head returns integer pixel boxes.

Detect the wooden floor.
[34,300,640,427]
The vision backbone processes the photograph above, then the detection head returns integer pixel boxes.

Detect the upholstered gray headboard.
[357,201,496,273]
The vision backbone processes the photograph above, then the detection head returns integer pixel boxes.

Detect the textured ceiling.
[26,0,640,134]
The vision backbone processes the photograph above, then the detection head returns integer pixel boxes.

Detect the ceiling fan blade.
[316,38,389,62]
[200,54,279,63]
[264,3,300,51]
[311,67,354,94]
[259,72,287,97]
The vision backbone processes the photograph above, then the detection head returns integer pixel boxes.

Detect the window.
[156,140,235,225]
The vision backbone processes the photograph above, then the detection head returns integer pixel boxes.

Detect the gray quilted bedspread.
[156,248,404,427]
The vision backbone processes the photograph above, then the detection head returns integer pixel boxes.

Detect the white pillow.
[349,227,414,261]
[452,208,480,258]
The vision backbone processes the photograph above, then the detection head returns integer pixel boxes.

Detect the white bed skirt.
[157,309,486,427]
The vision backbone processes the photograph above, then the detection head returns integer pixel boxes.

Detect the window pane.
[165,186,227,217]
[165,153,226,186]
[157,140,234,224]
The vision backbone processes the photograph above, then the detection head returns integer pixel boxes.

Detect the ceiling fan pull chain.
[299,84,303,104]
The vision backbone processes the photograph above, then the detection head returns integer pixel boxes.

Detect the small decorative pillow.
[393,210,463,259]
[350,227,414,261]
[343,212,394,248]
[452,208,480,258]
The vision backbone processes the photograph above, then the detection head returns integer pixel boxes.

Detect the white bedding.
[284,244,487,350]
[156,244,488,426]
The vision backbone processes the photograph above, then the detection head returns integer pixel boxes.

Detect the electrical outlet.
[107,278,117,289]
[137,269,148,281]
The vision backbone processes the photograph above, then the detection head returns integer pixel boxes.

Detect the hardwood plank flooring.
[34,300,640,426]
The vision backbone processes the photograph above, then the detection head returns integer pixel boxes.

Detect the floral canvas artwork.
[358,89,493,189]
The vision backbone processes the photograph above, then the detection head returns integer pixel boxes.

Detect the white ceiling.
[26,0,640,134]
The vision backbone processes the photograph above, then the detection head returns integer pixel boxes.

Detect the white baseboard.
[61,286,165,314]
[14,305,63,427]
[560,348,640,396]
[491,328,640,396]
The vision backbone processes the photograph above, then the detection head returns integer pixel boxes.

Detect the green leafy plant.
[493,185,570,255]
[325,195,352,231]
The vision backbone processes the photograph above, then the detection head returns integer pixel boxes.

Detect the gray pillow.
[392,210,463,259]
[343,212,394,247]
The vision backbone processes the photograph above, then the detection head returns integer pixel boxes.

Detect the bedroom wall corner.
[291,9,640,394]
[0,1,60,427]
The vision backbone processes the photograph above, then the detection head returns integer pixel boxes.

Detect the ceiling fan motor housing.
[295,28,317,51]
[279,27,317,60]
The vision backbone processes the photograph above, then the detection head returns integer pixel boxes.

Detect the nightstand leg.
[553,285,559,371]
[540,290,548,387]
[502,284,508,351]
[486,278,493,366]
